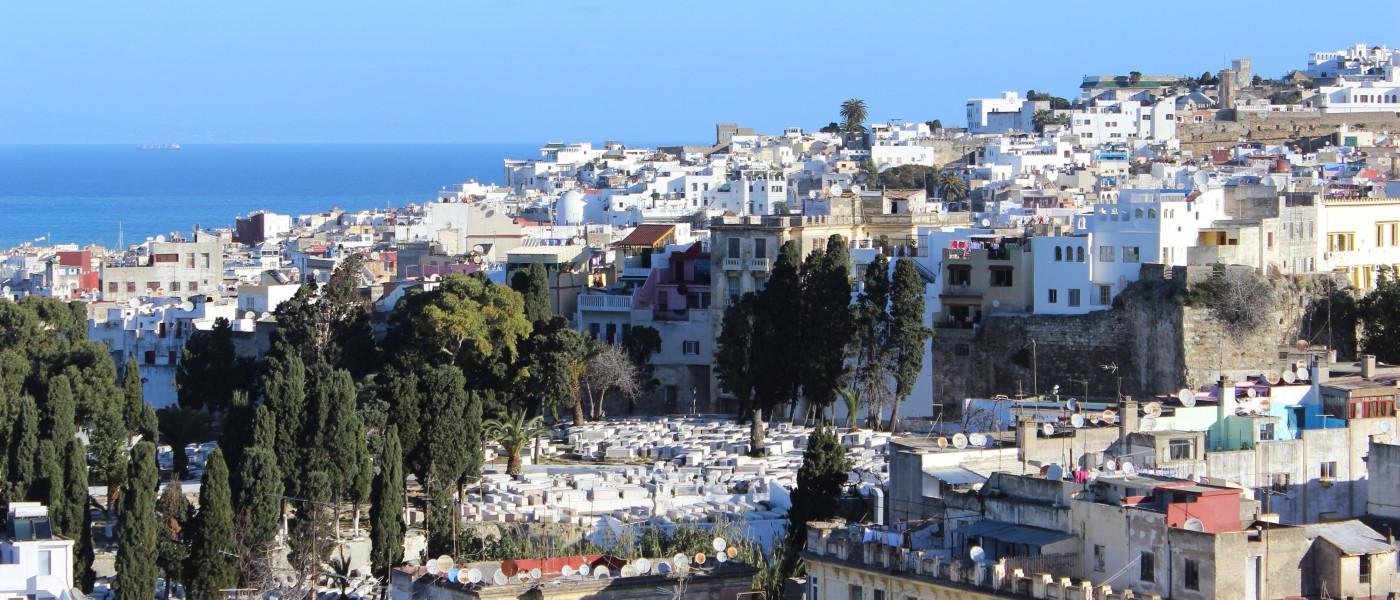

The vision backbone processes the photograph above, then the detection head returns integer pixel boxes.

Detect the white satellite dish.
[1040,423,1055,437]
[181,300,195,312]
[716,551,729,563]
[634,558,652,574]
[560,564,574,578]
[952,433,968,449]
[1381,421,1394,434]
[1070,414,1086,428]
[437,556,454,573]
[620,565,637,577]
[426,562,441,575]
[457,569,472,584]
[969,546,986,563]
[980,218,992,228]
[578,564,591,577]
[1140,416,1158,431]
[673,554,689,572]
[492,571,508,585]
[1296,367,1310,381]
[1067,397,1079,413]
[1104,459,1118,471]
[1282,370,1297,384]
[694,552,707,566]
[969,433,988,448]
[1121,461,1137,475]
[1246,387,1257,398]
[1102,410,1118,425]
[595,569,609,579]
[1178,388,1196,407]
[712,537,728,553]
[529,567,541,580]
[1089,413,1102,425]
[1144,402,1162,417]
[1183,517,1205,531]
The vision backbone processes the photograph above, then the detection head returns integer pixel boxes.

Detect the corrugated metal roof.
[1305,520,1395,556]
[924,467,987,487]
[956,520,1074,548]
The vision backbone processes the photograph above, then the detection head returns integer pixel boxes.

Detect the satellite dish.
[716,551,729,563]
[1040,423,1055,437]
[447,567,459,583]
[467,568,483,583]
[673,554,689,571]
[712,537,728,553]
[1183,517,1205,531]
[936,437,948,449]
[1178,388,1196,407]
[1258,398,1272,411]
[1067,397,1079,413]
[634,558,651,574]
[1102,410,1118,425]
[1381,421,1394,434]
[952,433,968,449]
[992,299,1001,308]
[1282,370,1296,384]
[969,433,988,448]
[560,565,574,578]
[726,547,738,559]
[127,298,141,308]
[980,218,992,228]
[694,553,707,566]
[427,562,441,575]
[620,565,638,577]
[1144,402,1162,417]
[1122,461,1137,475]
[1246,387,1257,398]
[493,570,508,585]
[243,311,255,320]
[595,569,609,579]
[1070,414,1086,428]
[1090,413,1102,425]
[1265,372,1281,385]
[1140,416,1158,431]
[578,564,592,577]
[969,546,986,563]
[656,561,671,575]
[1045,464,1065,481]
[181,301,195,312]
[1104,459,1118,471]
[529,568,541,580]
[1296,367,1310,381]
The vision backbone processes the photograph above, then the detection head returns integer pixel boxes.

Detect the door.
[1245,556,1260,600]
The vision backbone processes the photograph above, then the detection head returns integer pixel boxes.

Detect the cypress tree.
[463,391,484,485]
[380,366,420,473]
[233,446,283,569]
[264,354,307,497]
[251,405,276,452]
[76,493,96,592]
[186,449,236,600]
[286,470,333,579]
[510,262,553,324]
[115,441,159,600]
[887,258,931,431]
[63,438,95,591]
[799,235,854,419]
[155,482,192,600]
[122,357,146,435]
[785,425,850,563]
[319,369,362,503]
[853,253,891,429]
[90,394,128,509]
[42,375,77,445]
[34,439,64,521]
[8,395,38,500]
[753,241,803,422]
[369,426,404,578]
[222,390,255,502]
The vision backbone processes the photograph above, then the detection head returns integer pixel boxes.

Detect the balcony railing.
[722,258,744,271]
[747,258,772,271]
[577,294,634,311]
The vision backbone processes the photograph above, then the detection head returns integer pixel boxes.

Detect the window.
[1096,285,1112,306]
[38,550,51,576]
[1360,554,1371,584]
[1140,551,1155,583]
[1320,461,1337,480]
[170,281,181,292]
[200,253,211,268]
[144,350,156,365]
[1328,232,1355,252]
[990,268,1013,287]
[1093,545,1105,572]
[1123,246,1140,263]
[1259,422,1275,441]
[1075,246,1084,262]
[728,238,741,259]
[153,253,179,263]
[948,266,971,286]
[1098,245,1114,262]
[588,323,600,340]
[849,584,863,600]
[727,275,740,301]
[682,341,700,355]
[189,281,198,292]
[873,590,884,600]
[1047,289,1058,304]
[108,282,118,294]
[1271,473,1290,493]
[1169,438,1194,460]
[126,282,136,293]
[954,343,971,357]
[754,238,768,259]
[186,253,195,268]
[1184,558,1199,590]
[1054,246,1063,261]
[1068,289,1081,307]
[810,576,820,600]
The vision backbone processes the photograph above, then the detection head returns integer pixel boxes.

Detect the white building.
[100,231,225,302]
[0,503,75,600]
[1309,69,1400,114]
[966,91,1044,134]
[1070,98,1176,145]
[88,297,250,408]
[702,168,791,216]
[1305,43,1400,79]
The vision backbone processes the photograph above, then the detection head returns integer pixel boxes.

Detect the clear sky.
[4,0,1399,145]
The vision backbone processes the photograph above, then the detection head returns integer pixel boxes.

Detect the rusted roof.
[616,224,675,248]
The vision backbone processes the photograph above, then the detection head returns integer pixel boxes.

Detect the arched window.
[1135,208,1144,219]
[1076,246,1084,262]
[1148,208,1157,219]
[1055,246,1063,261]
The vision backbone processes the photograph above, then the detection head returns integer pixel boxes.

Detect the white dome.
[555,190,586,225]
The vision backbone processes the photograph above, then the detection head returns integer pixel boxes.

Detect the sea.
[0,143,543,249]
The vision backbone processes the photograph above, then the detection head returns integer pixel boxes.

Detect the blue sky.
[4,0,1399,145]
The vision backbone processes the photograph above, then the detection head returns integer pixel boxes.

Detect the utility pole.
[1031,339,1038,398]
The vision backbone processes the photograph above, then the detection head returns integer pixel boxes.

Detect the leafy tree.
[1025,89,1071,110]
[818,122,842,134]
[853,254,891,428]
[620,325,661,406]
[462,391,485,486]
[379,364,421,460]
[1198,70,1219,86]
[156,408,213,481]
[1032,109,1070,134]
[155,482,192,600]
[753,241,804,425]
[410,365,473,553]
[320,254,379,378]
[8,395,39,501]
[715,294,758,429]
[511,263,553,324]
[177,317,249,412]
[840,98,867,135]
[186,449,236,600]
[387,273,532,390]
[369,426,405,578]
[116,442,159,600]
[1359,265,1400,363]
[926,119,943,131]
[316,369,365,504]
[41,374,77,445]
[1128,70,1142,85]
[876,164,943,196]
[220,390,255,499]
[484,413,549,477]
[887,258,931,430]
[519,317,592,422]
[785,425,849,564]
[799,235,854,419]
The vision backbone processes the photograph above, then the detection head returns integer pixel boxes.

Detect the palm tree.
[838,387,861,430]
[939,172,967,204]
[325,547,353,598]
[839,98,867,135]
[484,414,550,477]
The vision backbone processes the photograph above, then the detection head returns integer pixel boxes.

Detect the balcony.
[620,267,652,279]
[576,294,634,312]
[722,257,744,271]
[747,258,772,271]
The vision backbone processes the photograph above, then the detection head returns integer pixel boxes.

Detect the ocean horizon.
[0,142,546,249]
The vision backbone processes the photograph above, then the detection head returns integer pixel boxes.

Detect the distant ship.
[137,143,182,151]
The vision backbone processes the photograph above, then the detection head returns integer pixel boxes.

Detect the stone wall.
[932,266,1351,412]
[1178,110,1400,155]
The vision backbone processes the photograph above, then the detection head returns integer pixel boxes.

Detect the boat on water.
[137,143,181,151]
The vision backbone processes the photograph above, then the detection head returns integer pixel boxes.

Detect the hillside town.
[4,43,1400,600]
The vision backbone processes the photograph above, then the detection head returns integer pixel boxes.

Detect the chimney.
[1214,376,1232,450]
[1362,354,1377,379]
[1120,396,1139,447]
[1016,415,1037,465]
[1311,354,1331,384]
